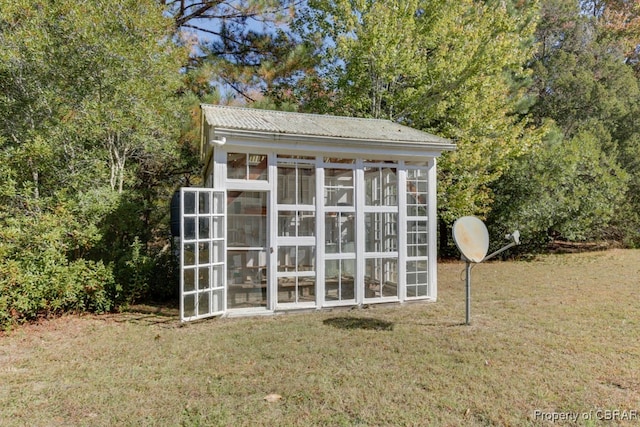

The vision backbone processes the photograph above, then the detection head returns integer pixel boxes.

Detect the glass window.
[365,166,397,206]
[277,162,315,205]
[227,153,246,179]
[325,212,355,253]
[324,168,354,206]
[227,249,267,308]
[227,153,267,180]
[227,192,267,247]
[325,259,355,301]
[299,165,315,205]
[277,246,315,272]
[406,260,428,297]
[365,258,398,298]
[407,168,428,217]
[277,165,296,204]
[277,245,316,304]
[278,211,315,237]
[365,213,398,253]
[407,220,428,257]
[324,157,355,164]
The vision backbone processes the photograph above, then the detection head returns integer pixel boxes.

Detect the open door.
[180,188,226,321]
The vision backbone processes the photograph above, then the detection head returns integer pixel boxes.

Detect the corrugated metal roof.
[201,104,454,148]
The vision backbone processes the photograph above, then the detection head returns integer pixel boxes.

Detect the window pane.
[365,167,397,206]
[297,246,315,272]
[325,259,355,301]
[406,260,428,298]
[183,294,195,317]
[299,165,315,205]
[227,192,267,247]
[198,217,210,239]
[365,258,398,298]
[248,154,268,180]
[278,276,296,303]
[184,243,196,265]
[382,168,397,206]
[299,211,315,237]
[227,153,246,179]
[407,168,428,216]
[212,266,223,287]
[340,260,356,300]
[381,259,398,297]
[227,249,267,308]
[183,191,195,214]
[364,167,380,206]
[212,217,224,239]
[198,291,210,315]
[198,192,210,214]
[278,246,296,272]
[326,212,355,253]
[183,268,195,292]
[184,218,196,240]
[198,267,210,290]
[325,168,354,206]
[325,214,339,253]
[407,220,428,257]
[324,157,355,163]
[366,213,397,253]
[278,211,296,237]
[277,165,296,204]
[199,242,210,264]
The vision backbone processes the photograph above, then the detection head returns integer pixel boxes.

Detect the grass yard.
[1,249,640,426]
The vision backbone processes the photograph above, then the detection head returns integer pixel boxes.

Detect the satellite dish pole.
[452,217,520,325]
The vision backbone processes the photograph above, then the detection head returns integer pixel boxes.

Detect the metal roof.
[201,104,455,149]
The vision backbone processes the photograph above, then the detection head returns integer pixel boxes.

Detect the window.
[364,163,399,300]
[406,167,430,298]
[365,213,397,253]
[227,153,268,180]
[324,168,354,206]
[276,156,317,306]
[407,168,428,216]
[364,165,397,206]
[279,211,315,237]
[324,162,356,302]
[277,245,316,304]
[277,160,315,205]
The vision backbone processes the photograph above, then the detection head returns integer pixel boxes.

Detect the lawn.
[1,249,639,426]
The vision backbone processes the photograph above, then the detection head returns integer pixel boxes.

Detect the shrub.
[0,204,117,329]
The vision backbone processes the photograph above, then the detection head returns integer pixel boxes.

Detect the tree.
[0,0,188,326]
[288,0,542,252]
[489,128,628,250]
[513,0,640,246]
[163,0,316,103]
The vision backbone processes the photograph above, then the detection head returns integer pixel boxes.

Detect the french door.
[180,188,226,321]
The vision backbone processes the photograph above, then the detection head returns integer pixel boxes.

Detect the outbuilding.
[178,104,456,321]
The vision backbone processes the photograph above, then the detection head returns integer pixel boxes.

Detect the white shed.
[178,104,456,321]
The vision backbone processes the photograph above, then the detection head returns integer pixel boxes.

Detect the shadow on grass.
[109,303,181,328]
[323,316,394,331]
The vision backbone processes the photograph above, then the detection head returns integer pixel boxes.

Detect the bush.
[0,204,117,329]
[488,129,628,251]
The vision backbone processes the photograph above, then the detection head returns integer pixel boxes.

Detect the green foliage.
[168,0,314,103]
[0,0,190,328]
[489,127,628,250]
[0,206,116,328]
[505,0,640,248]
[291,0,542,227]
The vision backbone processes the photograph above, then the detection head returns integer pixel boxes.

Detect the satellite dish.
[452,216,489,263]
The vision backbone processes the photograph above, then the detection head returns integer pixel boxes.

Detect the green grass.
[1,249,640,426]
